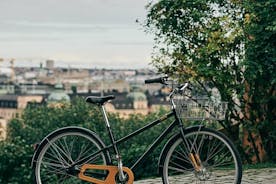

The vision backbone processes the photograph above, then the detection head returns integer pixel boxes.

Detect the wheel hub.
[194,166,212,181]
[66,165,80,176]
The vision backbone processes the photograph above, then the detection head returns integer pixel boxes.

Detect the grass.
[243,162,276,170]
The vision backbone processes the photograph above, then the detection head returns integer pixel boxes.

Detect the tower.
[46,60,54,70]
[10,58,15,83]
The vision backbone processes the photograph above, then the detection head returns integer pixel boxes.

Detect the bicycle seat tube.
[100,104,126,181]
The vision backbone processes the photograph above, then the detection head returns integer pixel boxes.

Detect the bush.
[0,98,173,183]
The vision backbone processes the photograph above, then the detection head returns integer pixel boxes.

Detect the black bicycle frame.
[117,111,177,171]
[74,109,183,172]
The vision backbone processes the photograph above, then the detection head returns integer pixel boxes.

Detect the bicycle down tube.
[72,110,178,171]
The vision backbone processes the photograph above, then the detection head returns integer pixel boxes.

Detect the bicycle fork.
[189,153,202,171]
[180,125,203,172]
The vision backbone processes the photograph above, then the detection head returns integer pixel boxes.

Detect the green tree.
[146,0,244,143]
[242,0,276,162]
[146,0,275,162]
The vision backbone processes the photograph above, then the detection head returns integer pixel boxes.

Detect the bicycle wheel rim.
[35,131,107,184]
[163,130,241,184]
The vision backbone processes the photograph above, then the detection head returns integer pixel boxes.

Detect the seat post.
[101,105,111,128]
[100,105,120,155]
[100,105,127,181]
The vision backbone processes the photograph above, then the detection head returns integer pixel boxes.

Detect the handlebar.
[146,76,188,97]
[145,76,168,84]
[145,76,191,99]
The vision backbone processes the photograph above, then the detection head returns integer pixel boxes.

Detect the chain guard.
[78,164,134,184]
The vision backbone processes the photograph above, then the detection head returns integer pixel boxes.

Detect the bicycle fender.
[157,125,205,175]
[31,126,111,168]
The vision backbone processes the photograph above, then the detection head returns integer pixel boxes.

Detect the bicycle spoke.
[211,151,232,166]
[59,137,74,164]
[205,139,223,162]
[190,130,200,153]
[167,165,193,173]
[43,152,65,166]
[75,141,92,162]
[205,143,226,163]
[196,134,205,154]
[169,159,193,172]
[35,130,108,184]
[76,150,104,166]
[172,150,192,165]
[179,143,191,159]
[163,129,241,184]
[47,139,72,167]
[41,167,66,176]
[41,160,65,170]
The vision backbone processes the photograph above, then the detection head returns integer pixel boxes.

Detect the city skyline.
[0,0,154,69]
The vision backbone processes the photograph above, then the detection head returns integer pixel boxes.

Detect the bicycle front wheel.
[161,127,242,184]
[34,127,110,184]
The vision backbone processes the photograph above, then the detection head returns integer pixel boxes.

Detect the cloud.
[0,0,149,24]
[0,0,153,69]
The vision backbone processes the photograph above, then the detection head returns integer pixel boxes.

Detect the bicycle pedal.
[78,164,134,184]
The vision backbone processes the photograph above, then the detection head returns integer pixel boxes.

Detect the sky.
[0,0,154,69]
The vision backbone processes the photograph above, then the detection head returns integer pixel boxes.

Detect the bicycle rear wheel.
[161,127,242,184]
[34,127,110,184]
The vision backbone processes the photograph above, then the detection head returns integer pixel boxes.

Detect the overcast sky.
[0,0,154,69]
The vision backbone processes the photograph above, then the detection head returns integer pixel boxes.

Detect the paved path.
[135,168,276,184]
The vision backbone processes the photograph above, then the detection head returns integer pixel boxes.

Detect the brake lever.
[161,76,169,85]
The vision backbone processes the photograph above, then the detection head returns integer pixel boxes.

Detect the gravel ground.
[135,168,276,184]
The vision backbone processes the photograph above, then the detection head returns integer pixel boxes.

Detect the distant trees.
[0,98,171,183]
[146,0,275,162]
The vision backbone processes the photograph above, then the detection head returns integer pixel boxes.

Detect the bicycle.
[31,76,242,184]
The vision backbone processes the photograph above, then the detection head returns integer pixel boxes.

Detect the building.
[47,83,70,107]
[0,94,44,139]
[73,89,170,119]
[104,91,149,118]
[0,117,7,140]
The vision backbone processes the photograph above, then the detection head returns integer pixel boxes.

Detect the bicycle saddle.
[85,95,115,105]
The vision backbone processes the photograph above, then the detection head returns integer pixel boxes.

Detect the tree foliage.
[242,0,276,162]
[146,0,244,141]
[146,0,275,162]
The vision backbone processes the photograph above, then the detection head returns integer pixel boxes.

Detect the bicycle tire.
[160,127,242,184]
[33,127,111,184]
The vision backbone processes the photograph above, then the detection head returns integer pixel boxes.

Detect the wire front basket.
[173,95,228,121]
